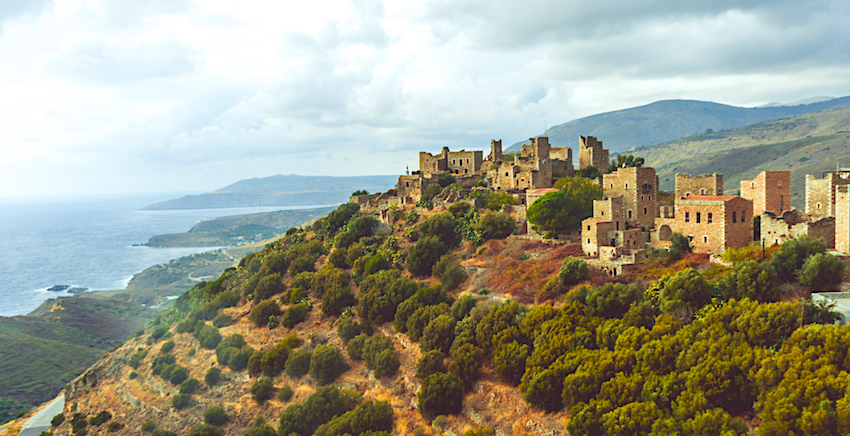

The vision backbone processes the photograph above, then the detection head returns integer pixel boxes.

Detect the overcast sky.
[1,0,850,198]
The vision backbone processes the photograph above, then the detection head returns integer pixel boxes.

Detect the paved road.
[17,395,64,436]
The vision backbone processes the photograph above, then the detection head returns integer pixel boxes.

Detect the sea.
[0,193,323,317]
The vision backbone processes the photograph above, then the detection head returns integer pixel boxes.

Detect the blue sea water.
[0,193,322,317]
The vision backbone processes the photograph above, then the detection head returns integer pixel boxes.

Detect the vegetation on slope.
[51,194,850,436]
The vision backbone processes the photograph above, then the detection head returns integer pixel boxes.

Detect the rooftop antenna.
[405,165,409,176]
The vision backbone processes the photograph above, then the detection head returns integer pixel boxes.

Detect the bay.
[0,193,323,317]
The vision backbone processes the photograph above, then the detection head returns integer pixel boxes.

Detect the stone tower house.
[675,173,723,200]
[740,170,791,216]
[579,136,609,172]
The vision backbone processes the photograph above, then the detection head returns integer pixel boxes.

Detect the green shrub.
[798,252,845,290]
[129,350,148,369]
[142,419,156,432]
[107,422,123,432]
[277,385,361,436]
[285,348,313,378]
[418,373,463,417]
[278,384,294,402]
[449,343,485,391]
[150,430,174,436]
[90,411,112,426]
[251,377,275,404]
[205,367,221,386]
[128,371,138,380]
[51,414,65,427]
[478,211,515,241]
[212,313,231,328]
[168,366,189,385]
[558,257,589,287]
[289,287,308,304]
[160,340,175,354]
[347,333,368,360]
[321,286,357,317]
[337,317,363,343]
[309,345,349,385]
[364,254,391,275]
[260,343,290,376]
[289,255,316,276]
[180,378,201,395]
[186,424,221,436]
[172,394,191,410]
[196,324,222,349]
[406,236,449,277]
[203,406,230,426]
[416,350,447,380]
[249,300,282,327]
[282,303,309,328]
[432,256,467,291]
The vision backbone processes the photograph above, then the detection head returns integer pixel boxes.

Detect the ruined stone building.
[805,169,850,218]
[602,167,659,229]
[579,136,609,172]
[419,147,483,176]
[761,209,835,248]
[487,136,574,191]
[740,171,791,216]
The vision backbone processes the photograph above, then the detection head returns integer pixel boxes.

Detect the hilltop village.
[352,135,850,275]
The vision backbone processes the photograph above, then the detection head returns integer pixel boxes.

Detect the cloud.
[40,35,202,84]
[0,0,51,31]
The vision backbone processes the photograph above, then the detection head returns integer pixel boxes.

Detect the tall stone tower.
[579,136,609,173]
[490,139,502,162]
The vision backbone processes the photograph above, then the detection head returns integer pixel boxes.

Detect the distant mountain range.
[142,174,398,210]
[506,96,850,154]
[639,104,850,209]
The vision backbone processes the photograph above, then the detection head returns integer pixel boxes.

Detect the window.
[625,183,629,189]
[649,196,652,200]
[601,211,605,215]
[405,182,409,187]
[704,236,708,243]
[505,172,509,177]
[641,196,644,201]
[741,211,746,221]
[696,212,701,223]
[628,210,633,219]
[616,222,620,230]
[733,211,737,223]
[644,207,647,215]
[751,182,755,188]
[708,213,713,223]
[587,225,591,231]
[587,239,591,243]
[685,212,690,223]
[610,184,614,189]
[700,189,705,194]
[817,202,822,209]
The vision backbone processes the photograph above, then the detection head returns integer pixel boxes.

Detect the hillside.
[506,96,850,154]
[0,298,156,408]
[142,175,398,210]
[24,198,850,436]
[637,104,850,208]
[145,207,336,248]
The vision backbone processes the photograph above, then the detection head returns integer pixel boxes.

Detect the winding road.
[16,395,64,436]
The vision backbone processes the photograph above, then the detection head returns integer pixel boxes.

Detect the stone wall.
[447,150,483,175]
[579,135,608,172]
[582,217,614,256]
[602,167,658,229]
[419,148,449,175]
[655,196,753,254]
[836,185,850,253]
[806,172,850,218]
[740,170,791,216]
[761,209,835,248]
[675,173,723,200]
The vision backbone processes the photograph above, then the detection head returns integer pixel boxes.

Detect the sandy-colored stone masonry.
[654,195,753,254]
[805,171,850,218]
[582,217,615,257]
[602,167,658,229]
[761,209,835,248]
[593,196,625,231]
[836,185,850,253]
[579,136,609,172]
[675,173,723,200]
[487,140,502,162]
[741,170,791,216]
[419,147,483,176]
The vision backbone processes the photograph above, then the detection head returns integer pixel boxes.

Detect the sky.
[1,0,850,198]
